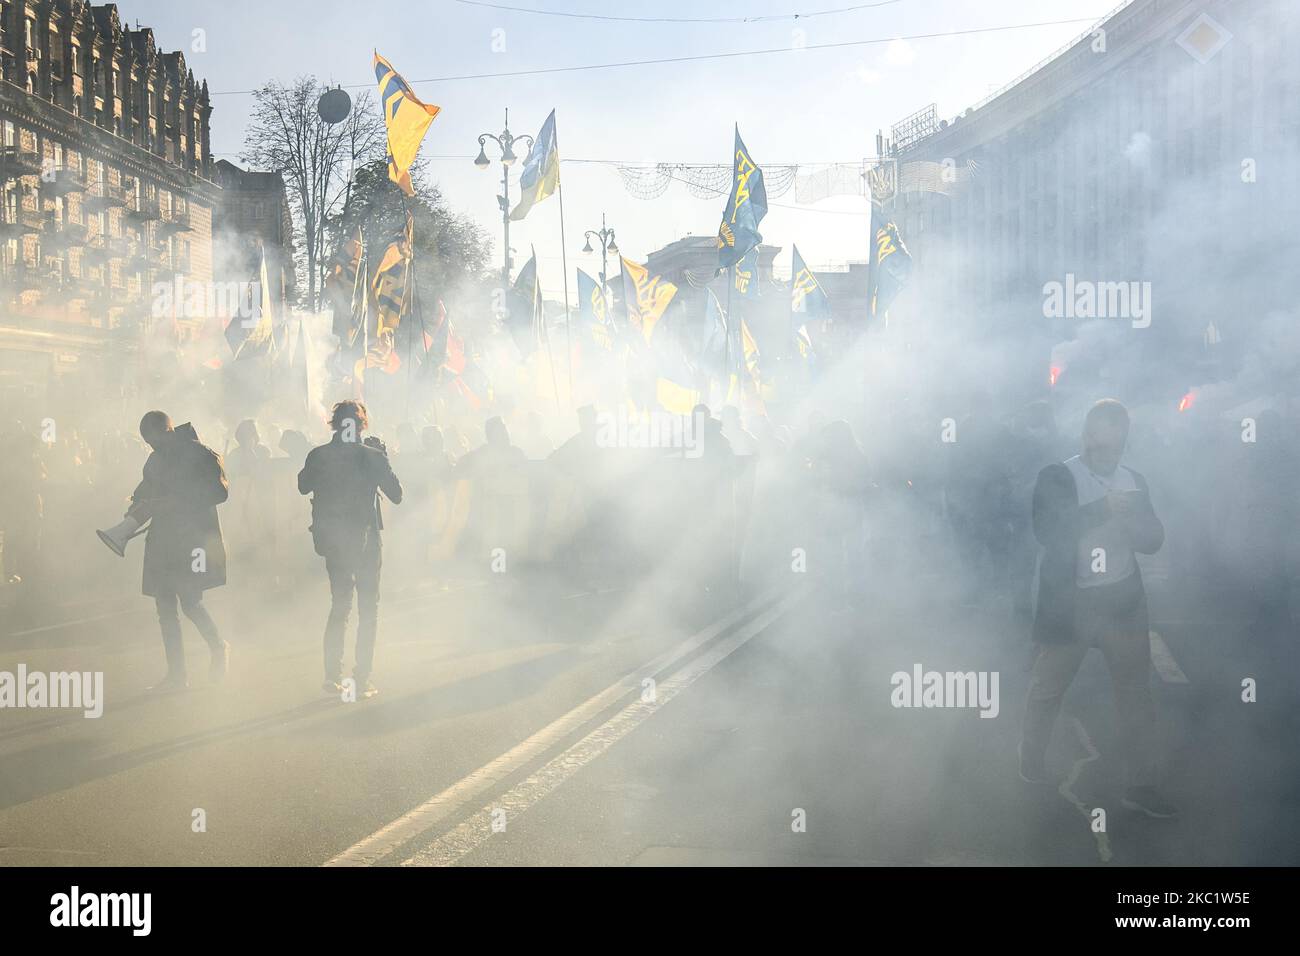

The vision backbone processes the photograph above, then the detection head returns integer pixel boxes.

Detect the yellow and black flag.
[363,212,414,375]
[374,51,440,197]
[510,109,560,221]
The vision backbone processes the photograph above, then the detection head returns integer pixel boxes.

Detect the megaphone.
[96,516,146,557]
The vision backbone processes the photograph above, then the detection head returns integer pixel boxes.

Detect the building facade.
[884,0,1300,403]
[213,158,296,312]
[0,1,217,419]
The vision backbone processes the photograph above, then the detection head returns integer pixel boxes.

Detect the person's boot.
[209,641,231,683]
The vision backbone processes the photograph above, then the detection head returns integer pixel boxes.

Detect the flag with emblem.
[374,51,440,197]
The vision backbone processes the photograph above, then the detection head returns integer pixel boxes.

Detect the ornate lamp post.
[581,213,619,293]
[474,108,533,288]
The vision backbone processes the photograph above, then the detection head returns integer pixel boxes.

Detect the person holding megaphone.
[101,410,231,693]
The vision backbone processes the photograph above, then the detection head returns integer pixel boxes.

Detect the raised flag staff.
[716,125,768,406]
[508,109,572,403]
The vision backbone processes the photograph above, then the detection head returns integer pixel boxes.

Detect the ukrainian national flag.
[717,125,768,269]
[374,51,440,197]
[510,109,560,222]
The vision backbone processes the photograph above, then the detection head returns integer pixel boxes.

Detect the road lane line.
[401,587,809,867]
[1148,631,1188,685]
[1057,717,1112,864]
[323,590,783,867]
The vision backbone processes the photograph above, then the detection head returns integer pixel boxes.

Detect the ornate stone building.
[0,1,217,416]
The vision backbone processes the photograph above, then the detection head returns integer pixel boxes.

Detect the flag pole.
[557,178,574,404]
[724,263,735,407]
[553,117,574,405]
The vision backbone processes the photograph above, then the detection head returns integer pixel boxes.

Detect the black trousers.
[155,587,222,678]
[323,536,382,683]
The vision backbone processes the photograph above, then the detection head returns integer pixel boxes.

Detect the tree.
[332,159,496,338]
[241,77,386,311]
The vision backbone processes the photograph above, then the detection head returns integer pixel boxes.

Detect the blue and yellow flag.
[791,244,829,318]
[374,51,440,197]
[717,125,768,269]
[228,246,277,361]
[618,256,677,345]
[510,109,560,221]
[868,204,913,321]
[507,249,545,356]
[576,268,612,351]
[733,246,760,300]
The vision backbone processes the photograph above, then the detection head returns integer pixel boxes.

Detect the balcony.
[8,263,43,293]
[42,166,88,197]
[156,206,192,235]
[0,205,46,238]
[126,196,162,222]
[0,146,42,180]
[83,182,129,211]
[46,273,94,303]
[125,241,167,272]
[41,220,90,250]
[80,234,130,266]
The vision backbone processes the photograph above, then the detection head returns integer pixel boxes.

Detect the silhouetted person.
[128,411,230,693]
[298,401,402,699]
[1020,399,1174,818]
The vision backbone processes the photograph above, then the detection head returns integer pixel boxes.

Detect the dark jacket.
[129,423,229,597]
[297,435,402,556]
[1031,461,1164,644]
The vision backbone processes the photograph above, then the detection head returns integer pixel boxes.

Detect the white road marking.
[1057,717,1112,864]
[1148,631,1188,685]
[322,590,784,867]
[401,588,808,867]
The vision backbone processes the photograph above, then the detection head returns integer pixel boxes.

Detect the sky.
[122,0,1120,297]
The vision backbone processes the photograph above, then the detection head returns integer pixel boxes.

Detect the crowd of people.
[2,392,1294,628]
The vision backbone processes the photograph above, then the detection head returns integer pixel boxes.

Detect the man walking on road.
[298,401,402,699]
[128,411,231,693]
[1020,399,1177,818]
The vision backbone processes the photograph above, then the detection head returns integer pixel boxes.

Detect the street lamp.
[474,108,533,288]
[582,213,618,293]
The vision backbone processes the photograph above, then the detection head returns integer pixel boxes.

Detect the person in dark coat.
[128,411,231,693]
[298,401,402,699]
[1019,399,1175,818]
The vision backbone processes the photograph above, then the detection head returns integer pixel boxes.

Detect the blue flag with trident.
[717,126,768,269]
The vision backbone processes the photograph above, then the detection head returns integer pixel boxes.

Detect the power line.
[449,0,904,24]
[208,15,1105,96]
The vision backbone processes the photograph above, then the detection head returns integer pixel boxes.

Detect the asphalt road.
[0,547,1295,867]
